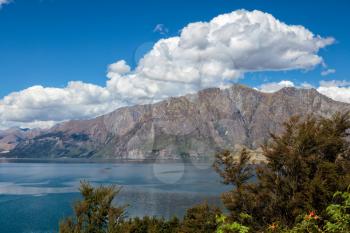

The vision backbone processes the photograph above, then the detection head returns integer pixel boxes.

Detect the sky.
[0,0,349,129]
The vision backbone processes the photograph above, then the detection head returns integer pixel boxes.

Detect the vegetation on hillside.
[59,112,350,233]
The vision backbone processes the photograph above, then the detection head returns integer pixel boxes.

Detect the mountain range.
[1,85,349,160]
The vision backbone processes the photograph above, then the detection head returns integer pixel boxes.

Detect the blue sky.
[0,0,349,128]
[0,0,349,96]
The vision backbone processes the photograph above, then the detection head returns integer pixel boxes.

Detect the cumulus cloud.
[321,68,336,76]
[258,80,295,93]
[317,80,350,104]
[258,80,316,93]
[0,82,118,129]
[106,10,334,103]
[0,10,336,128]
[107,60,131,77]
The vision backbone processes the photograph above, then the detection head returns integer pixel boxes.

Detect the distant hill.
[3,85,350,159]
[0,127,42,153]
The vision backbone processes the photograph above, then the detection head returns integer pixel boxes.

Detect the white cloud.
[319,80,350,87]
[317,86,350,104]
[0,0,10,8]
[0,82,118,128]
[257,79,350,104]
[107,60,130,77]
[0,10,336,128]
[321,68,336,76]
[106,10,334,103]
[0,121,58,130]
[257,80,314,93]
[317,80,350,104]
[153,24,169,35]
[258,80,295,93]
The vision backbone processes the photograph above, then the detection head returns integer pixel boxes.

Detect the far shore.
[0,157,217,164]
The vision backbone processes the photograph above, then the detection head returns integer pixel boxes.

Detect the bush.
[324,188,350,233]
[216,214,250,233]
[59,181,126,233]
[179,202,221,233]
[214,112,350,230]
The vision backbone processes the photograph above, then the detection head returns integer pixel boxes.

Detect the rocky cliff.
[4,85,350,159]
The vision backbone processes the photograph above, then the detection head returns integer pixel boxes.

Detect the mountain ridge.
[3,84,350,159]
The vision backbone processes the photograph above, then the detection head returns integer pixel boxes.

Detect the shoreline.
[0,157,216,164]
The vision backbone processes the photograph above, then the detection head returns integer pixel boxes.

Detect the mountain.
[4,85,350,159]
[0,127,42,153]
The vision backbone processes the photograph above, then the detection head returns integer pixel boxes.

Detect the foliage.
[213,148,254,189]
[178,202,221,233]
[117,216,180,233]
[59,181,126,233]
[285,189,350,233]
[323,189,350,233]
[287,211,322,233]
[59,183,219,233]
[214,112,350,229]
[216,214,250,233]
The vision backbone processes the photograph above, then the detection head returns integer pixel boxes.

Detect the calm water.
[0,161,228,233]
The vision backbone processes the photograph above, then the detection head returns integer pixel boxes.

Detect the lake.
[0,160,229,233]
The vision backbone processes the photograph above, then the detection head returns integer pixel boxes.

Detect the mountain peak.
[4,85,350,159]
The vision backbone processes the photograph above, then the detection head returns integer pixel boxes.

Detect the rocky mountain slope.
[0,127,42,153]
[4,85,350,159]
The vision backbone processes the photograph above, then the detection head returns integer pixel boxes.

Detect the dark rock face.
[5,85,350,159]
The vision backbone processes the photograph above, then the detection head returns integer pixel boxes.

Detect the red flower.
[305,211,319,221]
[309,211,315,217]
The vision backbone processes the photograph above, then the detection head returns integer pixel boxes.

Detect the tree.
[213,148,255,223]
[178,202,221,233]
[214,112,350,230]
[59,181,126,233]
[213,148,254,189]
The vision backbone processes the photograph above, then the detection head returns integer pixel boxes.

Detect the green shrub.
[324,189,350,233]
[214,112,350,230]
[216,214,250,233]
[59,181,126,233]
